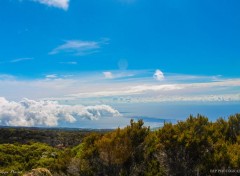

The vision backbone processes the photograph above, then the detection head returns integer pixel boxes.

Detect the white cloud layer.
[67,84,182,98]
[32,0,69,10]
[153,69,164,81]
[0,97,120,127]
[0,72,239,103]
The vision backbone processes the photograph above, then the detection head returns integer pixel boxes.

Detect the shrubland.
[1,114,240,176]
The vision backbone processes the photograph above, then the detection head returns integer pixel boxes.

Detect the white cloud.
[49,40,102,56]
[67,84,183,99]
[102,70,139,80]
[109,94,240,103]
[0,58,33,64]
[60,61,77,65]
[0,97,120,127]
[32,0,69,10]
[0,72,240,103]
[0,74,15,80]
[103,72,114,79]
[10,57,33,63]
[153,69,164,81]
[45,74,58,79]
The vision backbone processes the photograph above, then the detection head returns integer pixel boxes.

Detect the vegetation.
[0,114,240,175]
[0,127,109,147]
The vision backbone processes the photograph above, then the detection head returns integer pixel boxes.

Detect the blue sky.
[0,0,239,128]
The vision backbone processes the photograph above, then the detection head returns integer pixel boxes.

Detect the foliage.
[0,143,61,175]
[1,114,240,175]
[0,127,97,147]
[23,168,52,176]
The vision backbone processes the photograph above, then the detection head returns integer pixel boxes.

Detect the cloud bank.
[0,72,239,103]
[32,0,69,10]
[0,97,120,127]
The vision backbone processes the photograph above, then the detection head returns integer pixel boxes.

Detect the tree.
[158,115,213,175]
[227,114,240,143]
[96,128,133,175]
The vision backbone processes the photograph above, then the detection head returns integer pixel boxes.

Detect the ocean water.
[116,101,240,122]
[59,101,240,129]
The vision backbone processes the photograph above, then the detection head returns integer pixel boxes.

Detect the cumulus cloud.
[32,0,69,10]
[0,97,120,127]
[49,40,102,56]
[153,69,164,81]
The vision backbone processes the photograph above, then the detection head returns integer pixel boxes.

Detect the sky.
[0,0,240,128]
